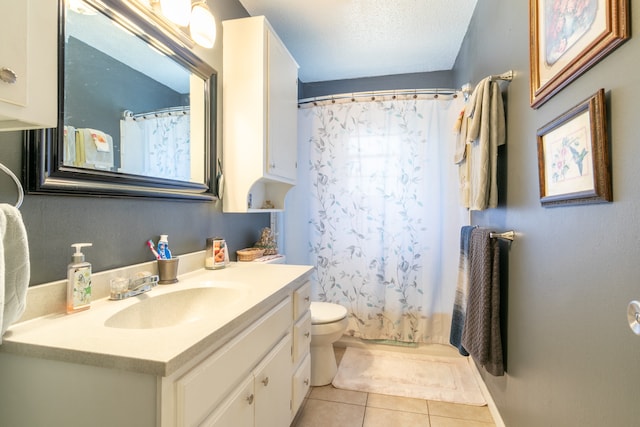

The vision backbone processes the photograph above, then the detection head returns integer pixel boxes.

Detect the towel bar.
[0,161,24,209]
[489,230,515,241]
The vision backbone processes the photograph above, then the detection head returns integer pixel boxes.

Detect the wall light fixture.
[150,0,216,48]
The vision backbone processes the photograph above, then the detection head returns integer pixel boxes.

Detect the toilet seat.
[310,302,347,324]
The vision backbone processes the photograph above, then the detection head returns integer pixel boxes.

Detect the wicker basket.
[236,248,265,262]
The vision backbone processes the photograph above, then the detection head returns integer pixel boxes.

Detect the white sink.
[104,286,247,329]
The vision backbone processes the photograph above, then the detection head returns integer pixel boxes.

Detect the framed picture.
[537,89,611,207]
[529,0,629,109]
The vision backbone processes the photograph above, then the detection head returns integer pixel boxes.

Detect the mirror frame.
[25,0,218,201]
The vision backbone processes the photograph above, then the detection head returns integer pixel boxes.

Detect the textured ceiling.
[237,0,478,83]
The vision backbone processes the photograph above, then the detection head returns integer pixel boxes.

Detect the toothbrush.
[146,240,161,260]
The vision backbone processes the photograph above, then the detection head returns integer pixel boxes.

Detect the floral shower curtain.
[298,94,465,344]
[120,113,191,181]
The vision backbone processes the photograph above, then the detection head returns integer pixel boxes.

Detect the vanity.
[0,261,313,427]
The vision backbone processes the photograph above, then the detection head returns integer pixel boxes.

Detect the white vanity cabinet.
[0,264,314,427]
[169,297,293,427]
[0,0,57,131]
[222,16,299,212]
[291,281,312,420]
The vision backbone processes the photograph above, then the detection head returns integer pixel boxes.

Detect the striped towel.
[461,227,504,376]
[449,225,475,356]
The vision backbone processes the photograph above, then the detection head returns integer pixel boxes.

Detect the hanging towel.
[454,108,471,207]
[76,128,114,170]
[0,204,30,343]
[458,77,505,210]
[449,225,474,356]
[63,125,76,166]
[461,227,504,376]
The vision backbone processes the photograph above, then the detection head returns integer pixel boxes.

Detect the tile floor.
[291,347,496,427]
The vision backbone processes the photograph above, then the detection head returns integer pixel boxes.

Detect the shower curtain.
[296,94,466,344]
[120,113,191,180]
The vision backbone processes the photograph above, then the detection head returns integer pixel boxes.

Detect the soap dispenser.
[67,243,93,314]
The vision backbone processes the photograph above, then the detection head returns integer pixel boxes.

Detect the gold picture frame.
[537,89,611,206]
[529,0,629,109]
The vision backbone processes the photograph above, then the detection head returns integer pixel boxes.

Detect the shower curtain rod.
[298,87,459,107]
[298,70,514,107]
[122,106,190,120]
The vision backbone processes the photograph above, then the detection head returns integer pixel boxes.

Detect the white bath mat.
[332,347,486,406]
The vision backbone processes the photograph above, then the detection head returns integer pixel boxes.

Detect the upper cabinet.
[0,0,57,131]
[222,16,299,212]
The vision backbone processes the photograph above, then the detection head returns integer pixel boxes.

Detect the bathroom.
[0,0,639,426]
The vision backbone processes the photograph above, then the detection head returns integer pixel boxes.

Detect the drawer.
[293,281,311,320]
[176,296,292,427]
[291,353,311,420]
[292,311,311,364]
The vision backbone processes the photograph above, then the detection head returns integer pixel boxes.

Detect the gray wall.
[299,70,453,99]
[0,0,267,286]
[454,2,640,426]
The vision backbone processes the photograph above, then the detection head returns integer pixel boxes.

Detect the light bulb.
[160,0,191,27]
[190,2,216,48]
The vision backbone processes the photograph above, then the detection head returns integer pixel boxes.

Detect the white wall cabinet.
[222,16,299,212]
[0,0,57,131]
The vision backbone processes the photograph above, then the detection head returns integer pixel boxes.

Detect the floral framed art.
[529,0,629,109]
[537,89,611,207]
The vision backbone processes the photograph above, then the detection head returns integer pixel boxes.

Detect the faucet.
[110,274,159,300]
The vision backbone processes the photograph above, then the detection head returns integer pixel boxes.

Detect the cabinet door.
[202,375,254,427]
[0,1,27,107]
[266,29,298,183]
[291,353,311,420]
[254,334,292,427]
[0,0,57,130]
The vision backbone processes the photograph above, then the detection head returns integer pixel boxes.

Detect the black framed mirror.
[25,0,218,200]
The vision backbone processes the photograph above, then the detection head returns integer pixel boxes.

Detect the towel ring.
[0,162,24,209]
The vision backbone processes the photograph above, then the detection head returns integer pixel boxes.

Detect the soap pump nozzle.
[71,243,92,263]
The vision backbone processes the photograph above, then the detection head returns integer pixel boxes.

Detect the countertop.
[0,263,312,377]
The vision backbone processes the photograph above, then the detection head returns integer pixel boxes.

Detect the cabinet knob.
[303,379,309,386]
[304,332,310,338]
[261,376,270,386]
[304,296,310,302]
[246,394,254,405]
[0,67,17,84]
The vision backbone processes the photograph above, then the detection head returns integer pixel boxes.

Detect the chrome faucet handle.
[109,274,159,300]
[129,274,159,291]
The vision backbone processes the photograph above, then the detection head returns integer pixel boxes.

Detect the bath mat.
[332,347,486,406]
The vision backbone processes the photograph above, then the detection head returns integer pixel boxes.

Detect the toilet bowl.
[309,302,348,386]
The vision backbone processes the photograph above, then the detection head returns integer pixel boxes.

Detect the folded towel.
[450,225,474,356]
[461,227,504,376]
[88,128,111,153]
[76,128,114,170]
[0,204,30,343]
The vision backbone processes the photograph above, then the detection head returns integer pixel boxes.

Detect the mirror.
[25,0,217,200]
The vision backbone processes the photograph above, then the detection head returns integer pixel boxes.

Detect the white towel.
[459,77,506,211]
[63,125,76,166]
[0,204,30,343]
[77,128,115,170]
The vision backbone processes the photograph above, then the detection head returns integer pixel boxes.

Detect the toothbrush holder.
[157,258,179,284]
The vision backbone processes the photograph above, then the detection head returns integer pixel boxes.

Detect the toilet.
[309,302,349,386]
